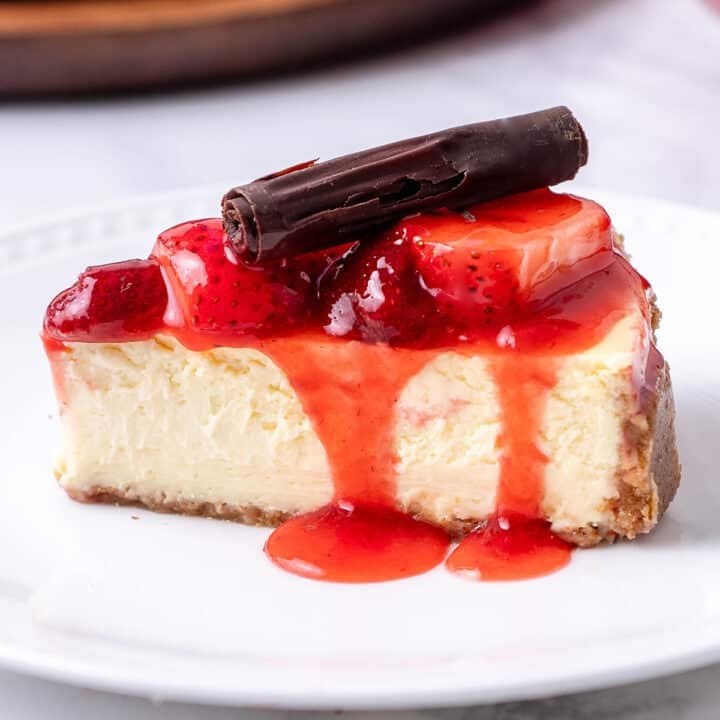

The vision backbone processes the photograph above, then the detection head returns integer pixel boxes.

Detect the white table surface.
[2,0,719,716]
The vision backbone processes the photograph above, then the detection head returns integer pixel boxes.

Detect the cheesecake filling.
[44,189,664,583]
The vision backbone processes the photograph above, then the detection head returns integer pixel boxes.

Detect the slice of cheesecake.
[43,188,680,582]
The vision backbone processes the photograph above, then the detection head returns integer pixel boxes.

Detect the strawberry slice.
[152,219,317,336]
[406,188,614,329]
[319,189,614,344]
[44,259,167,341]
[411,238,523,328]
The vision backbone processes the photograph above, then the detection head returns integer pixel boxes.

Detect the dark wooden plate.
[0,0,515,95]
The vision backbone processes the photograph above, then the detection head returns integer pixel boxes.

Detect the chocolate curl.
[222,106,587,263]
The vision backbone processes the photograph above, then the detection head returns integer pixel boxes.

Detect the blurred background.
[0,0,718,230]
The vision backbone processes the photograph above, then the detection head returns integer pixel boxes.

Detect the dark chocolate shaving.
[222,106,588,263]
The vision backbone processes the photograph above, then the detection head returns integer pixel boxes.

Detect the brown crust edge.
[556,361,680,547]
[64,486,294,527]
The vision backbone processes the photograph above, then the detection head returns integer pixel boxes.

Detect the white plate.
[0,186,718,710]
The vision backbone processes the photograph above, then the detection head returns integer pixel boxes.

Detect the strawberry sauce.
[443,357,571,582]
[446,515,571,581]
[261,339,446,581]
[266,503,449,583]
[43,190,654,583]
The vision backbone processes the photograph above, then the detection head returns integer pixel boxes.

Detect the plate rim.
[0,602,719,709]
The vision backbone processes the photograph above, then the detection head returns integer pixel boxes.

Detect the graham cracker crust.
[65,485,293,527]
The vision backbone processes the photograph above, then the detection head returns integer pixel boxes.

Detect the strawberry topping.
[44,259,166,341]
[44,190,617,347]
[152,219,320,337]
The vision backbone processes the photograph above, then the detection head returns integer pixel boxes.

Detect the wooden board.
[0,0,516,95]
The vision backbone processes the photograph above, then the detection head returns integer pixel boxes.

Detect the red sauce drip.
[42,335,70,411]
[42,336,68,354]
[42,189,656,584]
[263,339,432,505]
[491,357,558,518]
[260,338,450,581]
[446,515,571,581]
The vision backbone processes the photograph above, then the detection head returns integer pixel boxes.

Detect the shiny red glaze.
[319,232,441,343]
[266,503,449,583]
[44,259,167,341]
[446,515,572,581]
